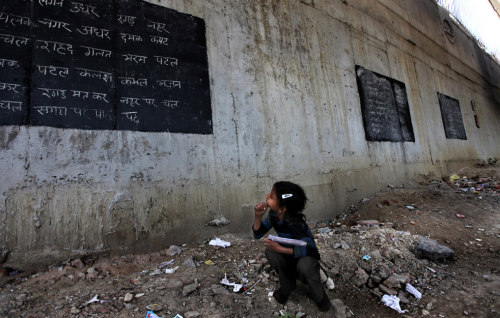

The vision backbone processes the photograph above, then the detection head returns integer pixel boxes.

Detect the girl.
[253,181,331,312]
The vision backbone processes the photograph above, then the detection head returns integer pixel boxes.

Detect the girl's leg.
[296,256,330,311]
[265,249,297,303]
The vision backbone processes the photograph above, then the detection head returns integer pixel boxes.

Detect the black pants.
[265,249,326,303]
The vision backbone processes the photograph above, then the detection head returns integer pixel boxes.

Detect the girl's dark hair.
[273,181,308,222]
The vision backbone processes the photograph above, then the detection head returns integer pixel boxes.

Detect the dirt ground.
[1,164,499,318]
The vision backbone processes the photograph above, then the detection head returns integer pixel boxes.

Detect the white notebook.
[268,235,307,246]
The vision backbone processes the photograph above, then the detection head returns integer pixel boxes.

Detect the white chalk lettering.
[142,98,157,107]
[82,45,112,58]
[122,54,147,63]
[38,18,71,32]
[154,55,178,67]
[117,77,147,87]
[0,12,33,27]
[0,100,22,112]
[120,97,140,107]
[161,100,179,108]
[38,0,64,7]
[149,35,169,45]
[122,112,139,123]
[117,14,135,26]
[0,82,23,93]
[77,25,111,39]
[119,32,143,43]
[37,40,73,55]
[92,92,109,103]
[75,68,112,83]
[0,58,19,68]
[147,21,169,33]
[0,33,30,47]
[70,90,89,99]
[37,65,69,77]
[70,2,99,17]
[38,87,66,99]
[33,105,67,116]
[157,80,181,88]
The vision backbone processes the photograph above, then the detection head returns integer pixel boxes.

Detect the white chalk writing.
[37,65,69,77]
[147,21,169,33]
[119,32,143,43]
[122,112,139,123]
[70,2,99,17]
[157,80,181,88]
[0,100,22,112]
[37,40,73,55]
[77,25,110,39]
[0,33,30,47]
[120,97,140,107]
[33,105,67,116]
[38,87,66,99]
[38,0,64,7]
[75,68,112,83]
[0,82,23,94]
[150,35,169,45]
[69,90,108,103]
[154,55,178,67]
[0,58,19,68]
[38,18,71,32]
[81,45,112,58]
[117,77,147,87]
[0,12,32,27]
[122,54,147,63]
[70,108,112,120]
[161,100,179,108]
[117,15,135,26]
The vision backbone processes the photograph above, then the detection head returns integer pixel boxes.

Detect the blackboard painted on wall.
[437,93,467,140]
[0,0,212,134]
[355,66,415,142]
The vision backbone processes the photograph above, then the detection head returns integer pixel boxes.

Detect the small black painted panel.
[438,93,467,140]
[355,66,414,142]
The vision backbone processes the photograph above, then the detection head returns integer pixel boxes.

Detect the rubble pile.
[0,166,498,317]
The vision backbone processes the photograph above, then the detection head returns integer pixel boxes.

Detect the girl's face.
[266,188,283,213]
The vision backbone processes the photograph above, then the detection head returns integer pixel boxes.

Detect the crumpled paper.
[220,274,244,292]
[382,294,407,313]
[209,237,231,248]
[406,283,422,299]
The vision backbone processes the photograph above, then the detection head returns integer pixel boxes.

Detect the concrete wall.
[1,0,499,270]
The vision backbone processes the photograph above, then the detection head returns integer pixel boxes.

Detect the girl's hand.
[264,238,281,252]
[254,201,267,217]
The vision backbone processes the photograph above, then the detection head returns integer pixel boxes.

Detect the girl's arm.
[253,201,267,231]
[264,239,293,255]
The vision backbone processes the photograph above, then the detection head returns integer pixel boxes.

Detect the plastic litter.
[220,274,245,292]
[86,295,99,304]
[164,266,179,274]
[204,260,214,265]
[209,237,231,248]
[455,213,466,218]
[406,283,422,299]
[206,215,231,226]
[145,311,162,318]
[406,205,416,210]
[381,294,407,313]
[326,277,335,290]
[166,245,186,256]
[362,254,371,261]
[158,259,174,269]
[173,315,184,318]
[450,174,460,181]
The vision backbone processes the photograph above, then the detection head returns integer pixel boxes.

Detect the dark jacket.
[253,210,320,259]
